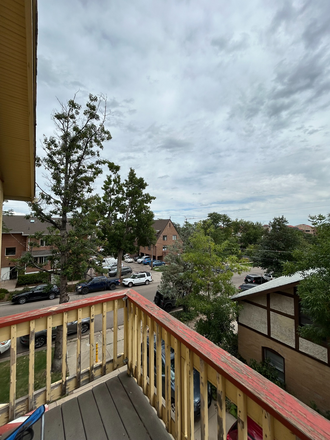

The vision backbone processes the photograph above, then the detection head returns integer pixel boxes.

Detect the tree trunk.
[117,249,123,278]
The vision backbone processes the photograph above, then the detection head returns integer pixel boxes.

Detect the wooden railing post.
[217,373,226,440]
[28,320,35,411]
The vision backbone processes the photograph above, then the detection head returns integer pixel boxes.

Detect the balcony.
[0,290,329,439]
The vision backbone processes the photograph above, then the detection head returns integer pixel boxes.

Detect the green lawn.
[0,351,61,403]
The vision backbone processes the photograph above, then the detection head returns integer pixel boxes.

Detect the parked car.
[150,260,166,267]
[137,256,150,264]
[154,291,177,312]
[227,417,263,439]
[76,276,120,294]
[238,284,257,292]
[20,318,90,349]
[109,266,132,277]
[146,336,212,418]
[142,258,152,265]
[244,274,269,284]
[11,284,60,305]
[0,340,11,355]
[122,272,152,287]
[124,257,134,263]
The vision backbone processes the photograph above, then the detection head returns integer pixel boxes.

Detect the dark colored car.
[108,266,132,277]
[11,284,60,305]
[76,276,120,294]
[227,417,263,440]
[238,284,257,292]
[244,274,269,284]
[150,260,166,267]
[20,318,90,349]
[146,337,212,418]
[154,291,177,312]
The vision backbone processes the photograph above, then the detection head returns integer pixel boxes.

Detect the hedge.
[17,272,50,286]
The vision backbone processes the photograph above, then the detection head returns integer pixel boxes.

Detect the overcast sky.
[5,0,330,226]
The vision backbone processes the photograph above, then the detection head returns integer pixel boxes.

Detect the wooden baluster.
[46,316,52,402]
[128,301,133,375]
[137,308,142,385]
[156,323,163,418]
[200,358,208,440]
[62,312,68,395]
[237,389,247,440]
[148,317,155,406]
[217,373,226,440]
[174,338,181,440]
[9,324,17,420]
[165,330,171,430]
[142,312,148,394]
[89,306,95,382]
[189,350,194,440]
[262,410,274,440]
[113,300,118,370]
[132,304,137,377]
[124,297,128,367]
[76,308,82,388]
[182,345,189,439]
[28,320,35,411]
[102,302,107,375]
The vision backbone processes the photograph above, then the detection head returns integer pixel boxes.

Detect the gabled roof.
[231,271,314,301]
[3,215,50,235]
[152,219,173,239]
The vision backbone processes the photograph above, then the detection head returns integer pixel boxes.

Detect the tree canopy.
[284,214,330,344]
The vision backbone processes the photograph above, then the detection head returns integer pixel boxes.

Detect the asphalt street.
[0,263,262,359]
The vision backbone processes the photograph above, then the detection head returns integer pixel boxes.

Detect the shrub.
[0,288,8,294]
[16,272,49,286]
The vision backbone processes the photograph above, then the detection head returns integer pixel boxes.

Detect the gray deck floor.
[22,372,172,440]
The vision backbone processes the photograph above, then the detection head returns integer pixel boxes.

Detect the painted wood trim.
[174,338,181,439]
[165,329,171,430]
[217,373,226,440]
[137,308,142,386]
[9,325,17,420]
[263,409,274,439]
[61,311,68,395]
[113,300,118,370]
[46,316,52,402]
[102,302,107,376]
[237,389,247,440]
[200,358,208,440]
[156,323,163,418]
[76,308,82,388]
[89,306,95,382]
[142,312,148,394]
[189,350,194,440]
[148,317,155,407]
[28,320,35,411]
[123,298,128,366]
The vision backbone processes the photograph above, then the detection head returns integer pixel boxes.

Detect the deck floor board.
[22,371,171,440]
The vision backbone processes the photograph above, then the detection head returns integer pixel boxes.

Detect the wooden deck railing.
[0,290,329,439]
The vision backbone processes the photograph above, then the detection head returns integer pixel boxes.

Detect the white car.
[122,272,152,287]
[124,257,134,263]
[0,340,11,355]
[137,256,150,264]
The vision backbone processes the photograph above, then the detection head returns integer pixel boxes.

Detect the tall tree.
[249,216,308,277]
[26,94,111,371]
[284,214,330,344]
[97,163,156,275]
[231,219,264,249]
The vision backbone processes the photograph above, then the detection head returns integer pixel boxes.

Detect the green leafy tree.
[232,219,264,249]
[284,214,330,344]
[97,163,155,276]
[172,220,197,244]
[249,216,308,277]
[24,94,111,371]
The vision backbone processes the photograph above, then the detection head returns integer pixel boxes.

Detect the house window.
[163,246,167,251]
[172,235,177,241]
[5,247,16,256]
[263,348,285,383]
[40,239,47,247]
[163,235,167,241]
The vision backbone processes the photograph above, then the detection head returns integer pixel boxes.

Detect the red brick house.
[139,219,181,261]
[232,272,330,412]
[1,215,53,280]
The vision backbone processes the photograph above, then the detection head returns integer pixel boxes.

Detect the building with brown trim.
[1,215,53,280]
[232,272,330,412]
[139,219,181,261]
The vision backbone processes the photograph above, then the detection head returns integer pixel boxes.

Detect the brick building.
[1,216,53,280]
[139,219,181,261]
